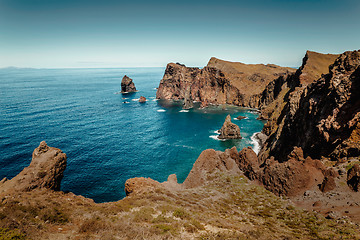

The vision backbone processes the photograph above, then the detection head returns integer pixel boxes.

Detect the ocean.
[0,67,265,202]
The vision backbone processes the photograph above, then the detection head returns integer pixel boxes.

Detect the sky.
[0,0,359,68]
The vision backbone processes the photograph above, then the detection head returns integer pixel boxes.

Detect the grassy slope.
[1,172,359,239]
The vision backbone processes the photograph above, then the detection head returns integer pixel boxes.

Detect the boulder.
[218,115,242,139]
[347,164,360,191]
[121,75,137,93]
[0,141,67,193]
[319,168,337,193]
[139,96,146,103]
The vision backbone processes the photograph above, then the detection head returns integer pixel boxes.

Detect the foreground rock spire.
[0,141,67,193]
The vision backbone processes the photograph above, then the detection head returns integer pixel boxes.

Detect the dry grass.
[0,173,359,239]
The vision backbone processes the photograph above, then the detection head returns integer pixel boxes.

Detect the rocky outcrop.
[347,164,360,191]
[319,168,337,193]
[260,50,360,162]
[156,59,295,108]
[183,147,241,188]
[0,141,67,193]
[124,177,160,196]
[139,96,146,103]
[218,115,241,139]
[121,75,137,93]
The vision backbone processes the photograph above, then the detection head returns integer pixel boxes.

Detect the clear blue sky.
[0,0,359,68]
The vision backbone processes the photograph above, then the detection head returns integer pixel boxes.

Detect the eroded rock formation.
[121,75,137,93]
[218,115,241,139]
[0,141,67,193]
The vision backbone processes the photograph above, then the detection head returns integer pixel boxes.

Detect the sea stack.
[121,75,137,93]
[218,115,242,139]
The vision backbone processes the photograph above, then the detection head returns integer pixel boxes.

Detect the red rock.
[121,75,137,93]
[124,177,160,196]
[0,141,67,193]
[218,115,241,139]
[139,96,146,103]
[347,164,360,192]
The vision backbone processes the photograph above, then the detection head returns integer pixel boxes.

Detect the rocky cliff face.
[156,58,295,108]
[261,50,360,162]
[0,141,67,193]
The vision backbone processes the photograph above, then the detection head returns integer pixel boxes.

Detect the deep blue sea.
[0,67,264,202]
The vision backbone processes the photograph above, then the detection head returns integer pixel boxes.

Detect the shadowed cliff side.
[260,50,360,162]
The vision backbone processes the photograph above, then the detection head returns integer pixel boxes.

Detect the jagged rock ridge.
[156,59,295,108]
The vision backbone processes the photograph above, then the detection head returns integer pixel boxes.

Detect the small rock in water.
[139,96,146,103]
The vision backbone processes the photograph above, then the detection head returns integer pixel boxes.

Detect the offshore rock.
[218,115,241,139]
[121,75,137,93]
[0,141,67,193]
[139,96,146,103]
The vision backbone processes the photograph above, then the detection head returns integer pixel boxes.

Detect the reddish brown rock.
[236,115,246,120]
[156,59,295,108]
[218,115,241,139]
[261,50,360,162]
[0,141,67,193]
[319,168,338,193]
[121,75,137,93]
[139,96,146,103]
[260,157,324,197]
[124,177,161,196]
[183,147,240,188]
[347,164,360,192]
[238,147,260,180]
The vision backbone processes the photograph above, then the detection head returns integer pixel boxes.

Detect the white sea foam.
[179,110,189,112]
[250,132,261,155]
[157,109,166,112]
[149,97,155,99]
[209,135,226,141]
[132,98,140,101]
[114,91,122,94]
[152,99,159,101]
[213,130,219,134]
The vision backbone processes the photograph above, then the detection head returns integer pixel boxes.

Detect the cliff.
[260,50,360,162]
[156,58,295,108]
[1,143,359,239]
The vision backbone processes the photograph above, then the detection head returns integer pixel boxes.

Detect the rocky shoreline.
[1,49,360,239]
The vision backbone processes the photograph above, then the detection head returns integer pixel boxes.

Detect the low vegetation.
[0,173,359,239]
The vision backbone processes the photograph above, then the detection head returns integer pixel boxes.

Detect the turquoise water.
[0,68,264,202]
